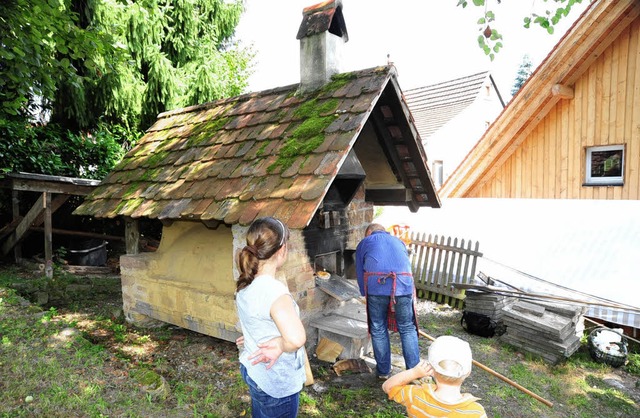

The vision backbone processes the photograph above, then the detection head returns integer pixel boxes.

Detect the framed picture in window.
[585,144,624,185]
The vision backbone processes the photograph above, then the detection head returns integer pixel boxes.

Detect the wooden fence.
[407,232,482,309]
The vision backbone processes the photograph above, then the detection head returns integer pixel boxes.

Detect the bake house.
[74,0,440,348]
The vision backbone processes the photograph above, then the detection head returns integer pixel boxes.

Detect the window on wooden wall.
[585,144,625,186]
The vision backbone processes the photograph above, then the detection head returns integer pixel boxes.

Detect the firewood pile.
[499,300,586,364]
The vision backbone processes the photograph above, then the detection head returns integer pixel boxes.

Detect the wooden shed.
[440,0,640,200]
[431,0,640,332]
[74,1,440,345]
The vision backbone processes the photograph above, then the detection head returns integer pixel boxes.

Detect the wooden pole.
[419,330,554,408]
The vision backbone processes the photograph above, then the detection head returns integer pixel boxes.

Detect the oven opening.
[314,251,343,276]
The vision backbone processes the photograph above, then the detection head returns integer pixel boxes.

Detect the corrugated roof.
[75,65,440,229]
[404,72,490,139]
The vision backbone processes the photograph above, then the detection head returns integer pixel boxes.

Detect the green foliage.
[2,0,253,132]
[0,0,117,121]
[457,0,585,59]
[512,54,534,96]
[0,119,136,179]
[267,98,339,173]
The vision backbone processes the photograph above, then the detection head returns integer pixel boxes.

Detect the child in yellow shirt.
[382,336,487,418]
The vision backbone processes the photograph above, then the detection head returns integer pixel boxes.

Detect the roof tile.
[158,199,192,219]
[340,113,367,132]
[300,176,329,201]
[252,175,285,200]
[269,177,296,199]
[298,153,325,175]
[328,131,354,151]
[210,198,240,221]
[75,64,440,226]
[238,200,266,225]
[272,199,299,224]
[283,175,313,200]
[181,198,215,218]
[316,152,344,176]
[130,199,157,218]
[256,198,289,222]
[154,179,186,200]
[201,200,222,220]
[223,199,248,225]
[287,200,320,229]
[281,156,307,178]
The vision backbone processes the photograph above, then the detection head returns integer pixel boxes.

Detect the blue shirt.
[355,230,414,296]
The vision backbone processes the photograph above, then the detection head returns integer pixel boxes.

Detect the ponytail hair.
[236,217,289,291]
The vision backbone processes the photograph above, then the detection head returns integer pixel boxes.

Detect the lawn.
[1,263,638,417]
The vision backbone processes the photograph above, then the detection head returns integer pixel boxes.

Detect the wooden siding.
[467,20,640,199]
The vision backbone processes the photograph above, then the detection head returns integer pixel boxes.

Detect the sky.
[235,0,590,99]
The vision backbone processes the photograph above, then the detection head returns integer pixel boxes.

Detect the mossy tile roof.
[75,65,440,228]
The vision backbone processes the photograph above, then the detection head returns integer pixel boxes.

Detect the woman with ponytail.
[235,217,307,418]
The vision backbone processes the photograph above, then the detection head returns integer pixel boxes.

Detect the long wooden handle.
[419,330,553,408]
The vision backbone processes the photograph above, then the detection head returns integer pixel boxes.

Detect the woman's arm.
[248,294,306,369]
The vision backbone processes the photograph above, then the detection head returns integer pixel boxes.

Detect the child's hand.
[248,337,284,369]
[413,360,434,379]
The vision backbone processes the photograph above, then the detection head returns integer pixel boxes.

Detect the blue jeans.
[240,364,300,418]
[367,294,420,376]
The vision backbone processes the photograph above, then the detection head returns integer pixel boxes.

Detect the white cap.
[427,336,473,378]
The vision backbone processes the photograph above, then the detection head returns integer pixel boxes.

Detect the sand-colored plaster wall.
[121,222,239,342]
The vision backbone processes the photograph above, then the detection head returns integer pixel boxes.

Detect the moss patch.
[267,99,340,173]
[143,150,170,168]
[320,72,358,94]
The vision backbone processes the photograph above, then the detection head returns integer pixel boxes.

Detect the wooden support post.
[11,190,22,262]
[43,192,53,278]
[125,217,140,255]
[2,194,45,256]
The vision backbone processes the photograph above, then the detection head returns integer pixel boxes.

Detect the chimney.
[296,1,349,93]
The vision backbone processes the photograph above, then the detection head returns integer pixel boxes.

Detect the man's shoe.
[377,374,390,380]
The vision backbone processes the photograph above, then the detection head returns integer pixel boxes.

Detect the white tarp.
[376,198,640,328]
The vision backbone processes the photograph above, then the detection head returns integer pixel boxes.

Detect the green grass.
[1,266,639,417]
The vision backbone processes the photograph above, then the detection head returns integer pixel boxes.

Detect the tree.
[456,0,586,61]
[1,0,253,131]
[511,54,533,96]
[0,0,116,123]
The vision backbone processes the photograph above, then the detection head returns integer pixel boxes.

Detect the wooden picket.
[407,232,482,309]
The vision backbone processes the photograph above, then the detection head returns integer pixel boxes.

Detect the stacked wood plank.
[499,300,586,364]
[464,290,515,321]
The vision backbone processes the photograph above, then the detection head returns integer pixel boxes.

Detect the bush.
[0,119,140,180]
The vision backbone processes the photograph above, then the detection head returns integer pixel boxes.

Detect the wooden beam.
[551,84,574,99]
[31,194,69,227]
[125,217,140,255]
[369,107,420,209]
[29,227,124,241]
[11,190,22,261]
[2,193,45,256]
[7,177,96,195]
[365,188,409,204]
[386,78,441,208]
[43,192,53,278]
